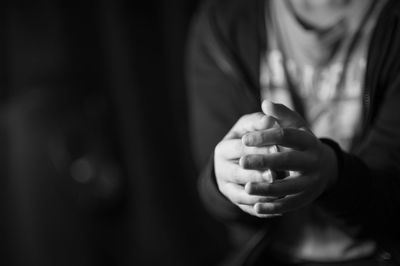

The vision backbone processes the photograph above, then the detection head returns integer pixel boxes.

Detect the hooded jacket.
[187,0,400,263]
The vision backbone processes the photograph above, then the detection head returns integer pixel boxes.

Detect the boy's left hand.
[240,101,338,215]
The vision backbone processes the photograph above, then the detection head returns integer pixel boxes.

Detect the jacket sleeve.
[317,9,400,239]
[318,82,400,239]
[185,3,265,227]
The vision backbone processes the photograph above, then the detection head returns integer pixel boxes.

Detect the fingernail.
[254,202,263,213]
[255,202,274,213]
[262,100,271,108]
[244,182,252,193]
[268,145,278,154]
[239,156,247,168]
[262,170,273,183]
[242,134,253,145]
[262,100,275,115]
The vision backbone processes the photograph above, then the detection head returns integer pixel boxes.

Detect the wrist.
[321,142,339,192]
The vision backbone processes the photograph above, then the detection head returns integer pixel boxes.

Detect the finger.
[242,127,316,151]
[254,192,312,214]
[220,161,266,184]
[215,139,272,160]
[261,100,307,129]
[245,174,313,197]
[240,151,315,171]
[238,204,282,218]
[225,113,278,139]
[222,183,270,205]
[245,182,281,201]
[259,169,288,183]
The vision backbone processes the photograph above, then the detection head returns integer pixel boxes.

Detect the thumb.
[224,112,277,140]
[261,100,307,129]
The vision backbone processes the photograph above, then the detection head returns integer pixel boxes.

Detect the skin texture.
[214,100,338,217]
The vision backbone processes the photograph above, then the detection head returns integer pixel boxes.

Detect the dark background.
[0,1,229,265]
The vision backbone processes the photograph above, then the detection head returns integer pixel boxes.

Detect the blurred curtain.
[0,1,228,265]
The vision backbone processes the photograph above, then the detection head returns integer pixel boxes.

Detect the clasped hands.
[214,101,338,218]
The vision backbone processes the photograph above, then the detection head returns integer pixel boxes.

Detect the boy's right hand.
[214,112,280,218]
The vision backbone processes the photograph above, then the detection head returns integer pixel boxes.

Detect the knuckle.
[255,112,264,121]
[252,112,263,119]
[239,114,250,123]
[230,193,240,204]
[236,141,245,154]
[232,168,243,183]
[240,112,263,126]
[214,142,224,157]
[218,184,229,198]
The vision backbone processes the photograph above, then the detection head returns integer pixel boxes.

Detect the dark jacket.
[187,0,400,263]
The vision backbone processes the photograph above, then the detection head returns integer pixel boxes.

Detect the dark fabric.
[186,0,400,263]
[0,1,229,266]
[248,248,396,266]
